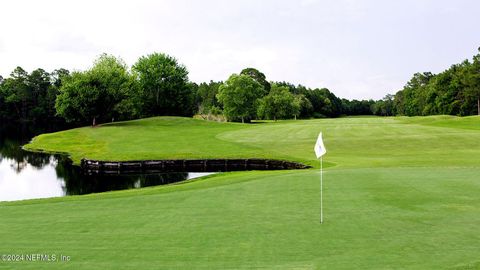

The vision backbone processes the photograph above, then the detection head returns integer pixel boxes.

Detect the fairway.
[3,116,480,269]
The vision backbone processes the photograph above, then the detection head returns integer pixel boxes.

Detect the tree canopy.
[390,49,480,116]
[0,66,65,125]
[257,84,300,120]
[195,80,223,115]
[55,54,131,126]
[217,74,264,123]
[240,67,271,94]
[132,52,193,117]
[4,48,480,128]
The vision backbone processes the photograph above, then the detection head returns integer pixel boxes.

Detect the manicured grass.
[25,117,315,166]
[3,116,480,269]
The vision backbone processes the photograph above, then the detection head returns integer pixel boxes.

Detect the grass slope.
[2,116,480,269]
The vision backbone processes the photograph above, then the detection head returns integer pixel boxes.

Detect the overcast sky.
[1,0,479,99]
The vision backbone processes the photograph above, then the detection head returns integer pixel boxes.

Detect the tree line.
[0,52,384,127]
[390,49,480,116]
[3,49,478,127]
[0,49,480,126]
[0,67,69,126]
[0,53,196,127]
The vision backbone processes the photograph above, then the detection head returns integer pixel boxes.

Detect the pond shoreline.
[81,158,311,175]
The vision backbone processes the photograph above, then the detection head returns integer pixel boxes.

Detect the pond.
[0,126,212,202]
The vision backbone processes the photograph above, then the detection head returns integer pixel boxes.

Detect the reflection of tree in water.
[0,132,52,173]
[55,158,188,195]
[1,125,190,196]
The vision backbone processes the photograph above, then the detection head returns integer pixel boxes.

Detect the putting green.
[2,116,480,269]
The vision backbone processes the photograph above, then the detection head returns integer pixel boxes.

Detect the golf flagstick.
[320,156,323,223]
[314,132,327,224]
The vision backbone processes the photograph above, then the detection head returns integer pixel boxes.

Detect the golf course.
[2,115,480,269]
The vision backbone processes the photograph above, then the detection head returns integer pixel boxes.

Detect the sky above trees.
[1,0,480,99]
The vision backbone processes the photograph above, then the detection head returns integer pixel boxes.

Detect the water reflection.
[0,156,65,201]
[57,163,191,196]
[0,126,212,202]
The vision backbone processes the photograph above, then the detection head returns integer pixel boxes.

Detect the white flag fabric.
[314,132,327,158]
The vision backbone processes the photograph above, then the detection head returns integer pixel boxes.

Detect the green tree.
[0,76,5,120]
[195,80,223,114]
[390,51,480,117]
[1,67,29,120]
[216,74,264,123]
[372,94,394,116]
[274,82,314,118]
[55,54,131,126]
[295,94,313,118]
[133,52,193,116]
[240,68,270,94]
[257,84,300,120]
[464,50,480,115]
[306,88,342,117]
[51,68,70,88]
[0,67,69,124]
[27,68,53,121]
[393,72,433,116]
[111,74,143,121]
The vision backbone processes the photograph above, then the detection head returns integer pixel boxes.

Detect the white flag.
[314,132,327,158]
